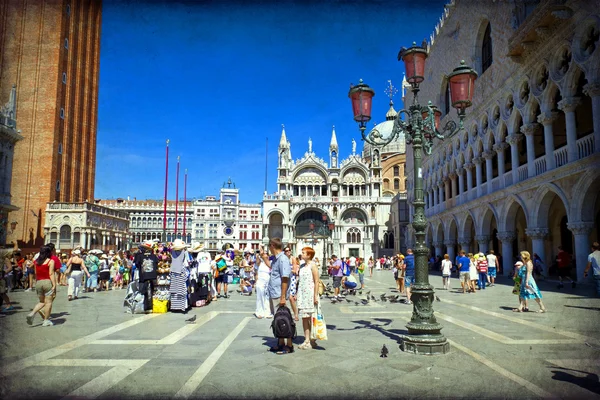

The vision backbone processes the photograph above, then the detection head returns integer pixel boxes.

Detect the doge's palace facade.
[404,0,600,279]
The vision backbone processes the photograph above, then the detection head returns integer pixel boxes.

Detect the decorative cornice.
[496,231,516,242]
[558,97,581,113]
[537,111,558,126]
[525,228,549,239]
[520,123,540,136]
[506,134,524,145]
[493,142,510,152]
[475,235,490,243]
[583,83,600,98]
[567,221,594,235]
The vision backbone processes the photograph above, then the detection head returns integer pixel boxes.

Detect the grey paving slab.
[1,271,599,400]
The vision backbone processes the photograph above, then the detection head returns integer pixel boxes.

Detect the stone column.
[537,112,557,171]
[444,240,456,265]
[465,163,474,193]
[433,184,439,206]
[438,182,444,204]
[81,231,87,249]
[584,83,600,153]
[497,231,516,276]
[428,190,434,209]
[434,241,444,258]
[475,235,490,254]
[459,237,471,254]
[558,97,581,163]
[474,157,483,197]
[521,122,539,177]
[506,133,522,183]
[493,143,508,188]
[483,151,494,194]
[443,177,450,202]
[525,228,548,270]
[449,172,457,198]
[457,167,465,198]
[568,222,594,281]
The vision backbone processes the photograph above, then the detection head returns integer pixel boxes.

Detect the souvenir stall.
[153,244,171,313]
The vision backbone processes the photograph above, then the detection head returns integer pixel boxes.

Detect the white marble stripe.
[57,359,149,400]
[436,312,513,343]
[440,297,595,344]
[0,313,159,377]
[174,317,251,399]
[90,311,218,345]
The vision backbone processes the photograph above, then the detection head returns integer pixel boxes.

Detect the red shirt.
[35,259,54,280]
[557,250,571,268]
[477,259,488,273]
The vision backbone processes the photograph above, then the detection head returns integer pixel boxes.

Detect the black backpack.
[271,305,296,339]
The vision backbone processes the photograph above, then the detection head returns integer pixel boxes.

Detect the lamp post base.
[400,334,450,355]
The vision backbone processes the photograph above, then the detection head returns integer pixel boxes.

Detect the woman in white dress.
[468,253,478,293]
[254,254,271,319]
[296,247,320,350]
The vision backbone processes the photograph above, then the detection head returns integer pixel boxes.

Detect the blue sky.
[95,0,447,204]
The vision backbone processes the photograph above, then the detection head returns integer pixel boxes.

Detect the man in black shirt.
[134,241,158,311]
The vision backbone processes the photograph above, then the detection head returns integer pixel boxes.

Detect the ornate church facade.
[262,117,407,260]
[403,0,600,279]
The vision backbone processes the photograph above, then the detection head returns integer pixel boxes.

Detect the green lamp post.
[348,42,477,354]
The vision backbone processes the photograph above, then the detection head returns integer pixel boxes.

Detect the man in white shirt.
[486,250,498,287]
[348,255,357,273]
[584,242,600,296]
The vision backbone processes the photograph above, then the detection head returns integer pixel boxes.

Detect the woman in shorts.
[26,246,57,327]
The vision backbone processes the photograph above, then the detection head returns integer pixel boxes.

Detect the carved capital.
[482,151,494,160]
[525,228,549,240]
[464,162,475,170]
[433,241,444,248]
[449,172,457,179]
[442,176,450,183]
[558,97,581,113]
[473,157,483,165]
[583,82,600,98]
[456,167,464,174]
[497,231,516,243]
[568,221,594,235]
[443,240,456,247]
[506,134,523,145]
[520,123,540,136]
[475,235,490,244]
[537,111,558,126]
[493,142,509,152]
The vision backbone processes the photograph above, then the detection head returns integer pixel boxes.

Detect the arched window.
[394,179,400,190]
[481,23,493,74]
[393,166,399,176]
[347,227,361,243]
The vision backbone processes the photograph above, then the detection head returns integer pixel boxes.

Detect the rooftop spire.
[330,125,338,149]
[279,124,288,147]
[385,80,398,121]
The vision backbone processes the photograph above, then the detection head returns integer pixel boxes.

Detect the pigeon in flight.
[185,315,197,324]
[380,345,389,358]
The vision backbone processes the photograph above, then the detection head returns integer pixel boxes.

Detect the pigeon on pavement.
[380,345,389,358]
[185,315,197,324]
[435,296,441,302]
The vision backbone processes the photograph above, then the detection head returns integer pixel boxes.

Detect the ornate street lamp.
[348,41,477,355]
[319,213,335,279]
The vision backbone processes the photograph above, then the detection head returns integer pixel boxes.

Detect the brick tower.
[0,0,102,249]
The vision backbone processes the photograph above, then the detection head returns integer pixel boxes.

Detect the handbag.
[310,302,328,341]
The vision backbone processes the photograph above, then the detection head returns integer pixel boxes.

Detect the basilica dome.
[362,101,406,157]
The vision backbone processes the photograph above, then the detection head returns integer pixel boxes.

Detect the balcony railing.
[577,134,595,160]
[517,164,528,183]
[491,176,501,192]
[534,157,546,176]
[554,145,568,168]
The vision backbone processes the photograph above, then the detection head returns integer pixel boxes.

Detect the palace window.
[346,227,361,244]
[60,108,65,119]
[64,38,68,49]
[62,73,67,84]
[393,166,399,176]
[481,23,493,74]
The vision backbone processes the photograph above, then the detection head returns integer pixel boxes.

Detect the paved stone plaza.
[1,272,599,400]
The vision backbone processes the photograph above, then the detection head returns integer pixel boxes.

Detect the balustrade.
[577,134,595,160]
[534,157,546,176]
[517,164,528,183]
[554,146,568,168]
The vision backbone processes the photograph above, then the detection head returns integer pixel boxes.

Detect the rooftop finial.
[385,80,398,104]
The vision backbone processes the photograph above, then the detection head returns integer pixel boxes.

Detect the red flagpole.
[175,156,180,238]
[162,139,169,242]
[183,169,187,239]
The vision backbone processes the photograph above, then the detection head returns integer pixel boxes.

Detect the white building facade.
[191,180,263,254]
[403,0,600,279]
[262,126,398,261]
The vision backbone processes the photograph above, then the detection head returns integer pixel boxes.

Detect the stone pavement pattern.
[1,272,599,399]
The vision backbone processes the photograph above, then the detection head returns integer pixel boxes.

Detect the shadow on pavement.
[549,367,600,396]
[564,305,600,311]
[327,318,408,343]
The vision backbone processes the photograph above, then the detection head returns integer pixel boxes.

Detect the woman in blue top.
[515,251,547,313]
